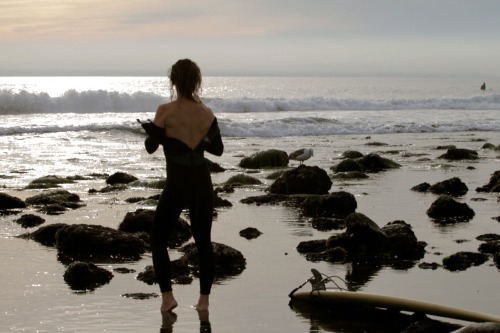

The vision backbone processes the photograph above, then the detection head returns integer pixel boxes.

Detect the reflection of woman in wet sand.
[141,59,223,313]
[160,310,211,333]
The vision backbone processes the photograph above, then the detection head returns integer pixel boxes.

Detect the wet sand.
[1,130,499,332]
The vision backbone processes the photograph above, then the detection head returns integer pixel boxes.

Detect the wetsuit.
[141,118,224,295]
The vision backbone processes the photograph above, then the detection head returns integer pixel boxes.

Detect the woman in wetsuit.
[140,59,223,313]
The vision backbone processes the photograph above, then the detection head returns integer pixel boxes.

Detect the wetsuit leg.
[189,165,215,295]
[150,176,186,293]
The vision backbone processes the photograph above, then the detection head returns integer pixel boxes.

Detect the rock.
[206,159,225,173]
[225,174,262,185]
[442,252,489,271]
[238,149,289,169]
[214,192,232,208]
[342,213,387,257]
[17,223,68,246]
[381,220,426,260]
[426,195,475,222]
[240,193,291,205]
[25,190,83,209]
[331,159,365,173]
[478,240,500,254]
[63,261,113,290]
[476,233,500,242]
[301,191,357,217]
[296,239,328,254]
[306,247,348,263]
[179,242,246,277]
[311,217,346,231]
[26,175,77,189]
[0,192,26,210]
[299,214,426,265]
[418,262,441,270]
[268,165,332,195]
[121,293,159,300]
[331,171,369,180]
[106,172,138,185]
[494,254,500,271]
[476,170,500,192]
[340,150,364,159]
[14,214,45,228]
[438,148,478,160]
[239,227,262,239]
[56,224,149,260]
[89,184,128,193]
[136,259,191,286]
[356,153,401,172]
[113,267,136,274]
[411,182,431,192]
[428,177,468,196]
[118,209,192,248]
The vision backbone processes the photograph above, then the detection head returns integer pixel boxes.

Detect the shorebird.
[288,148,313,165]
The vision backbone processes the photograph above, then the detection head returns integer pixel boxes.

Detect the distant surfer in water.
[140,59,224,313]
[481,82,486,91]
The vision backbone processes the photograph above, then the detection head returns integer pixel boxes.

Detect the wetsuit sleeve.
[139,120,164,154]
[202,118,224,156]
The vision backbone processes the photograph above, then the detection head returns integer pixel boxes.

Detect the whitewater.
[0,76,499,137]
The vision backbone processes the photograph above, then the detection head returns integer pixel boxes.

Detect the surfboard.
[290,269,500,324]
[290,289,500,323]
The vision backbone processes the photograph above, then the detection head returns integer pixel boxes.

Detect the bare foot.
[193,294,209,311]
[161,291,178,313]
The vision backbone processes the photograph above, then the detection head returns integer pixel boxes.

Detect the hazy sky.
[1,0,500,76]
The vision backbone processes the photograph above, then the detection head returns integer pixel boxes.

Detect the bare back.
[153,99,215,150]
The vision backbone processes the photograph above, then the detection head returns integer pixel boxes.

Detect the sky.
[1,0,500,77]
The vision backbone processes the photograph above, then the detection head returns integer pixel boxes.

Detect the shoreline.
[1,130,499,332]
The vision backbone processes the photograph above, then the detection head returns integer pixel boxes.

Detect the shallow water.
[1,128,499,332]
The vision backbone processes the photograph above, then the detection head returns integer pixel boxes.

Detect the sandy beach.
[1,127,499,332]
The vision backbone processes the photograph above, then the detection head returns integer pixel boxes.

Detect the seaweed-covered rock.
[17,223,68,246]
[476,170,500,193]
[63,261,113,290]
[356,153,401,172]
[301,191,357,218]
[428,177,468,196]
[268,165,332,195]
[106,172,138,185]
[14,214,45,228]
[442,252,489,271]
[0,192,26,210]
[118,209,191,248]
[179,242,246,277]
[56,224,148,260]
[438,148,478,160]
[426,195,475,222]
[238,149,288,169]
[25,190,83,209]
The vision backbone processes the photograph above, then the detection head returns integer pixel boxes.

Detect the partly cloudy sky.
[1,0,500,76]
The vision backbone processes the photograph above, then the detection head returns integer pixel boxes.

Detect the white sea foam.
[2,89,500,114]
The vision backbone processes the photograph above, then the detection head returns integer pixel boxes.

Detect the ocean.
[1,76,499,332]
